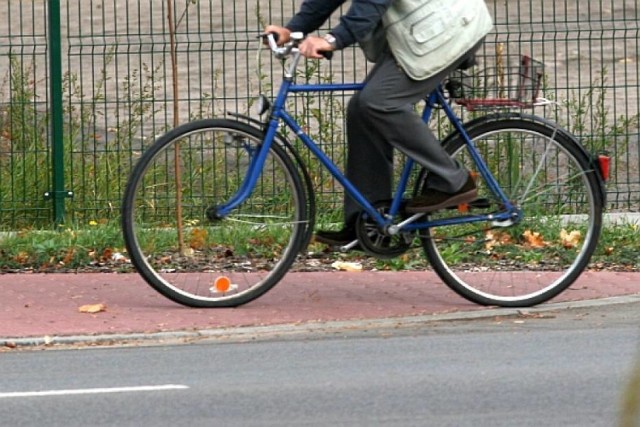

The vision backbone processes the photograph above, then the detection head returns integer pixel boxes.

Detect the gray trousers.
[343,48,476,225]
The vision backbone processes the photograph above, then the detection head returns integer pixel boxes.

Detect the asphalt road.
[1,302,639,426]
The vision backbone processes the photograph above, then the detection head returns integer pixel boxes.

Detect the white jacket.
[383,0,493,80]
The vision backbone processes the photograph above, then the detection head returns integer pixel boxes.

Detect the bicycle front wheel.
[122,119,308,307]
[422,115,604,307]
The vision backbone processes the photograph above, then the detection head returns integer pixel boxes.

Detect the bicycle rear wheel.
[122,119,308,307]
[422,114,604,307]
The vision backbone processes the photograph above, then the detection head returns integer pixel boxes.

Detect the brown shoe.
[405,175,478,214]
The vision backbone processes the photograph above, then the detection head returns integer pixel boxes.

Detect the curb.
[3,294,640,349]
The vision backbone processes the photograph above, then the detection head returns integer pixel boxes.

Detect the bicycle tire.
[421,114,604,307]
[121,119,308,307]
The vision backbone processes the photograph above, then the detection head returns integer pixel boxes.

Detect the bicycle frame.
[218,54,518,233]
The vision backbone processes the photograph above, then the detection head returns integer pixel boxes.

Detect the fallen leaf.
[331,261,363,272]
[484,230,512,250]
[111,252,130,263]
[101,248,113,261]
[560,229,581,248]
[62,248,75,265]
[523,230,546,248]
[14,251,29,264]
[180,247,195,257]
[78,303,107,314]
[190,228,208,250]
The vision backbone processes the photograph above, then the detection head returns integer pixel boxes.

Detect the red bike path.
[1,270,638,344]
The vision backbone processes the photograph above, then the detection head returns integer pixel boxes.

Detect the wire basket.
[448,55,544,110]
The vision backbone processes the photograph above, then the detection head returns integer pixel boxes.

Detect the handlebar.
[261,32,333,60]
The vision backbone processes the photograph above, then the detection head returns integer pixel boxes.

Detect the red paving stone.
[1,270,639,339]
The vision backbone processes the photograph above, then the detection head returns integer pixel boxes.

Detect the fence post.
[45,0,72,226]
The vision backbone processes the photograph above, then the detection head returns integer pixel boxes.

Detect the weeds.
[0,56,51,227]
[560,68,639,155]
[0,51,164,228]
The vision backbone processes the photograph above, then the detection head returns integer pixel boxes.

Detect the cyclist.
[265,0,493,246]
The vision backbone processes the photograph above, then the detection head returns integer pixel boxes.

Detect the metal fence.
[0,0,638,228]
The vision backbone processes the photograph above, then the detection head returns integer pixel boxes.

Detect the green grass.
[0,223,127,272]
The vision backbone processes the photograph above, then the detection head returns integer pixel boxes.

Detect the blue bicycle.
[122,33,608,308]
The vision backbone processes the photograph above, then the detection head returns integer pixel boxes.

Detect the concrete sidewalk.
[1,270,639,346]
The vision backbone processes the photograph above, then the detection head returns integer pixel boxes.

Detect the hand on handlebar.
[299,35,334,59]
[263,25,291,45]
[262,27,333,60]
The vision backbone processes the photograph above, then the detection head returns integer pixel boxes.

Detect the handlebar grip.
[259,32,280,49]
[321,50,333,60]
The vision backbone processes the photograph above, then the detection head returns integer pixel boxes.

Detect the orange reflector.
[457,203,469,213]
[214,276,232,293]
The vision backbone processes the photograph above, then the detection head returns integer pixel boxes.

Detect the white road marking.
[0,384,189,398]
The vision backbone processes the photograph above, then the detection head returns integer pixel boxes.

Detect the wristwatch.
[323,33,338,50]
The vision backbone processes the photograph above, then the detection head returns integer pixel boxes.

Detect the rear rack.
[447,55,545,111]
